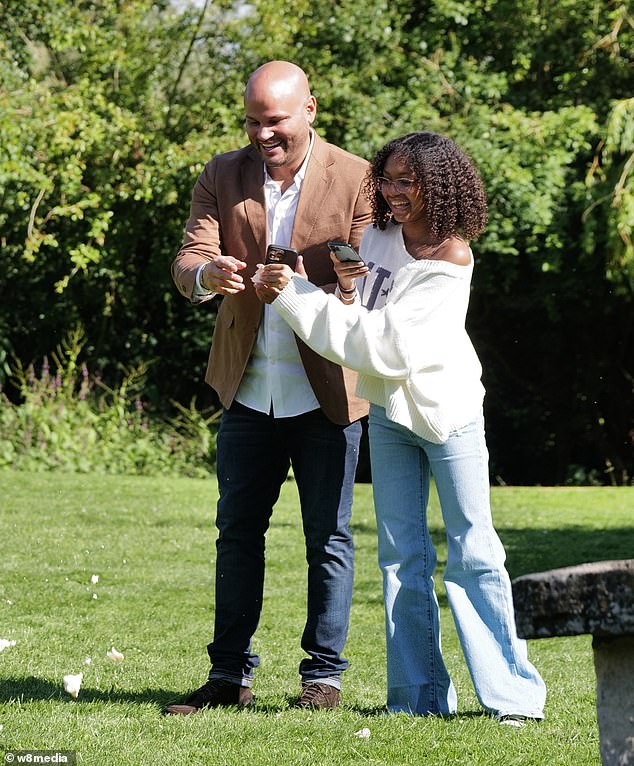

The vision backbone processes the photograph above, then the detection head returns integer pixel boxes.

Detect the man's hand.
[254,283,278,304]
[201,256,247,295]
[254,256,306,304]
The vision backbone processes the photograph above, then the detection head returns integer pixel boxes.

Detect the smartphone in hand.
[327,241,362,262]
[265,244,299,269]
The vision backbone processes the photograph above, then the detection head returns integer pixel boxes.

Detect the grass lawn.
[1,471,632,765]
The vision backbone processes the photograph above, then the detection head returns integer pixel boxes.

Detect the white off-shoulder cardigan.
[272,224,485,443]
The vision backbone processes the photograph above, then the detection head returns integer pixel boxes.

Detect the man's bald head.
[243,61,317,183]
[244,61,312,104]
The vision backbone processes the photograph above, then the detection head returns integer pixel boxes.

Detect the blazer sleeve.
[171,157,222,303]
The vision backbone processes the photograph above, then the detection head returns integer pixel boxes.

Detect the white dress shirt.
[218,134,318,417]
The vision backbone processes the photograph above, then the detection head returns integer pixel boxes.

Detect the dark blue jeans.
[207,401,361,686]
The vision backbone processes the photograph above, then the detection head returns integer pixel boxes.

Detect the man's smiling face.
[244,76,316,179]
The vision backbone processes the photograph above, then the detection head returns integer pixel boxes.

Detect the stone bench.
[512,559,634,766]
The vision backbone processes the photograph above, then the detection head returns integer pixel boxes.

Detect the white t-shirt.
[357,223,413,311]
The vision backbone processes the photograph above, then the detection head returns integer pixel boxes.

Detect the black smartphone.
[265,244,298,269]
[327,241,362,262]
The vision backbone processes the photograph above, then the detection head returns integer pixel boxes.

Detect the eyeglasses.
[377,176,418,194]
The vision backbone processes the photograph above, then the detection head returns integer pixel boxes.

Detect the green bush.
[0,329,217,477]
[1,1,632,484]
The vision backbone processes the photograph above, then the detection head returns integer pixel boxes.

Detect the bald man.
[166,61,371,713]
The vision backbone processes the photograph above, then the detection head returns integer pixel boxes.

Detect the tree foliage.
[0,0,632,483]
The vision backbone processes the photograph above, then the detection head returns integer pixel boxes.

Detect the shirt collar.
[264,130,315,188]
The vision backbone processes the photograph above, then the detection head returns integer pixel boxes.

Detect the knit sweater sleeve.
[272,263,466,380]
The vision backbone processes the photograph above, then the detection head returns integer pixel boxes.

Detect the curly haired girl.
[258,130,546,722]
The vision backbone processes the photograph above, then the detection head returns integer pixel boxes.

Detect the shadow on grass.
[344,705,488,719]
[257,697,488,719]
[426,525,634,580]
[494,525,633,579]
[0,677,179,708]
[0,678,489,720]
[421,524,634,610]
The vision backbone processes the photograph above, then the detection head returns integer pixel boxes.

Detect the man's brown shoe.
[163,679,254,715]
[295,682,341,709]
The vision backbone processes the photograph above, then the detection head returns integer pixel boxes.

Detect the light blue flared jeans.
[368,404,546,717]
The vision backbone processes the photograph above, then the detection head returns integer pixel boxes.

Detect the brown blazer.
[172,132,372,425]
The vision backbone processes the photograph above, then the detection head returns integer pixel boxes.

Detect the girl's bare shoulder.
[433,237,472,266]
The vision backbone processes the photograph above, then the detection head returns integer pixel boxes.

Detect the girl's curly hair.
[363,131,488,240]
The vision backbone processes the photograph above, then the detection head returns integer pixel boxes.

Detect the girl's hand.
[259,263,295,290]
[330,251,368,293]
[254,257,306,303]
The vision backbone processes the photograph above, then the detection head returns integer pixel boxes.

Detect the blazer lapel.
[291,134,334,250]
[241,149,267,260]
